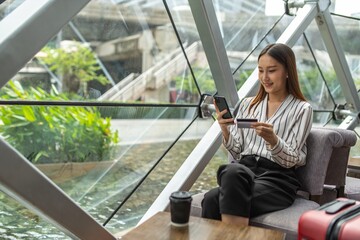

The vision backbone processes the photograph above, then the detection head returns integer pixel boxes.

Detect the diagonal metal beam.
[315,8,360,129]
[316,3,360,112]
[188,0,238,107]
[0,138,116,239]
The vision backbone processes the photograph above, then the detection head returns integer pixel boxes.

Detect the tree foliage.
[40,42,108,96]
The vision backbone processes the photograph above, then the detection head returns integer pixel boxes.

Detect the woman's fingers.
[252,122,271,136]
[252,122,277,146]
[252,122,272,131]
[218,109,230,120]
[214,99,234,124]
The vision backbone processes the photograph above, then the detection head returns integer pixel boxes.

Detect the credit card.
[236,118,258,128]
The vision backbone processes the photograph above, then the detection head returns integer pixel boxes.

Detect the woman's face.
[258,53,288,98]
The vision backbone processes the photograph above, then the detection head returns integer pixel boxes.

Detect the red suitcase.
[298,198,360,240]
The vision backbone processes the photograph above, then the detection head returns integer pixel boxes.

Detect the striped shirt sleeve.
[223,97,252,161]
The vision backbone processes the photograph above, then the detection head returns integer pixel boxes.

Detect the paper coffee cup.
[169,191,192,227]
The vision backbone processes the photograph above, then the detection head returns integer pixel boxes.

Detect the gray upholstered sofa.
[190,127,357,240]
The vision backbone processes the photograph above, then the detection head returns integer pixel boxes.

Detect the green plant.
[0,81,119,163]
[300,68,339,102]
[40,42,108,97]
[173,68,216,102]
[237,69,253,90]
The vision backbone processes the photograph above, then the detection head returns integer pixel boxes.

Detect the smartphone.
[214,95,233,119]
[236,118,258,128]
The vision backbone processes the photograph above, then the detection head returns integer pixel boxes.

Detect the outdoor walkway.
[110,119,213,145]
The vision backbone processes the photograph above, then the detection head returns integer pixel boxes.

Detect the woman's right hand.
[214,99,234,143]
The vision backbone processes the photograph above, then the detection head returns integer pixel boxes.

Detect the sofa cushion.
[250,197,319,235]
[190,192,319,235]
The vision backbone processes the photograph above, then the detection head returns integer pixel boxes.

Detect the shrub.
[40,42,108,97]
[0,81,119,163]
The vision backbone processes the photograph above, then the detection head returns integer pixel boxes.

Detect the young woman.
[202,43,313,225]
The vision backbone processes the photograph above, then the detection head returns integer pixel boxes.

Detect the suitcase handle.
[325,199,356,214]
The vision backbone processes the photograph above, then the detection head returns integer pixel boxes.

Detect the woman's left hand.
[251,122,278,148]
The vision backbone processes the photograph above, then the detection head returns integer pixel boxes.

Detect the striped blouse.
[224,94,313,168]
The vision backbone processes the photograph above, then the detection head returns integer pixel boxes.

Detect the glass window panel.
[105,117,214,234]
[213,0,286,74]
[0,191,70,239]
[69,0,202,104]
[312,111,338,127]
[3,0,204,104]
[165,0,216,97]
[294,33,337,111]
[0,0,26,21]
[190,144,229,194]
[332,14,360,94]
[349,126,360,158]
[0,99,203,235]
[302,19,347,107]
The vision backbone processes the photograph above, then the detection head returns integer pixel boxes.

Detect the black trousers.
[201,155,300,220]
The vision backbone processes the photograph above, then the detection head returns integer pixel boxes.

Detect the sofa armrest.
[296,128,357,196]
[324,128,357,187]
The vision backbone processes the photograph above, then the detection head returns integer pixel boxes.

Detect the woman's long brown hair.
[249,43,306,111]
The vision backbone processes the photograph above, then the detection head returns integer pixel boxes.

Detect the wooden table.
[120,211,284,240]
